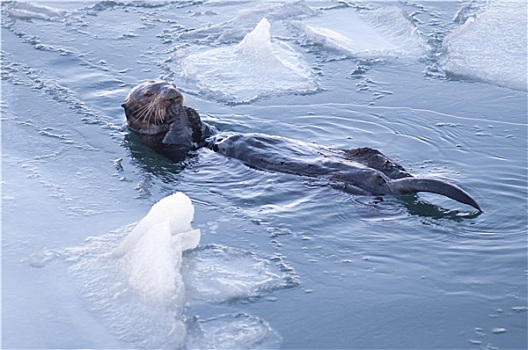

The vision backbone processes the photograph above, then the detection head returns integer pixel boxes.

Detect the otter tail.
[388,178,481,212]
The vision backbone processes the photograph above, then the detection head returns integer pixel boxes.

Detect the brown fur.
[122,79,184,135]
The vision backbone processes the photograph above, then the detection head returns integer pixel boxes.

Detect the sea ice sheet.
[67,192,295,348]
[178,1,315,44]
[4,2,66,21]
[182,244,298,302]
[186,313,282,350]
[178,17,316,103]
[443,1,527,91]
[298,6,426,60]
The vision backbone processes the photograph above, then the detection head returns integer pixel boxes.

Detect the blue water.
[2,1,527,349]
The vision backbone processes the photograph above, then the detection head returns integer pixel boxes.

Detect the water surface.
[2,1,527,349]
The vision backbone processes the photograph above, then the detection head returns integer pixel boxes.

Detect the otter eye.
[141,91,154,97]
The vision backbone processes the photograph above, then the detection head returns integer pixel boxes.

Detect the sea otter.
[122,79,481,212]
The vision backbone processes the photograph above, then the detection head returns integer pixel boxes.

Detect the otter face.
[122,79,185,135]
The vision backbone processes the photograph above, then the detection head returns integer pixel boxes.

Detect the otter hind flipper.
[388,178,481,212]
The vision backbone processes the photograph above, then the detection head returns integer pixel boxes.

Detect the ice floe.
[182,244,297,302]
[178,17,317,103]
[297,6,426,60]
[178,1,315,44]
[186,313,282,350]
[4,2,66,21]
[67,192,296,348]
[443,0,527,91]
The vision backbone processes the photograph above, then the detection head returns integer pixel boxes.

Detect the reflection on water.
[124,132,192,174]
[397,195,481,220]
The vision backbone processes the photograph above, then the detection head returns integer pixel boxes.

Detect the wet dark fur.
[123,80,481,212]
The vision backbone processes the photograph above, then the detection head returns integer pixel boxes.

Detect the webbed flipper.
[388,177,481,211]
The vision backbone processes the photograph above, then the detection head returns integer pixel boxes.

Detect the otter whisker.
[144,103,158,123]
[131,104,146,115]
[145,97,159,124]
[135,106,150,122]
[128,88,176,126]
[157,105,165,123]
[153,97,166,124]
[133,103,152,121]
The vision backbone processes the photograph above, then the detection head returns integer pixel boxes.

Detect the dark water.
[2,1,527,349]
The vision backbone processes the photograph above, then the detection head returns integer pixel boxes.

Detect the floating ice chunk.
[443,1,527,91]
[4,2,66,21]
[21,248,59,268]
[114,192,197,258]
[237,16,275,57]
[179,2,315,44]
[303,26,357,53]
[182,244,299,302]
[299,7,425,60]
[114,192,200,304]
[180,17,316,103]
[71,246,179,342]
[68,192,295,348]
[187,313,282,350]
[68,193,199,348]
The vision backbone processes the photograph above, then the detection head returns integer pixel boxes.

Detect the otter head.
[122,79,185,135]
[123,79,213,150]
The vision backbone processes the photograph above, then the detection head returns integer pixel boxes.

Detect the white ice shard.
[180,17,316,103]
[443,1,527,91]
[114,192,200,304]
[299,7,426,60]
